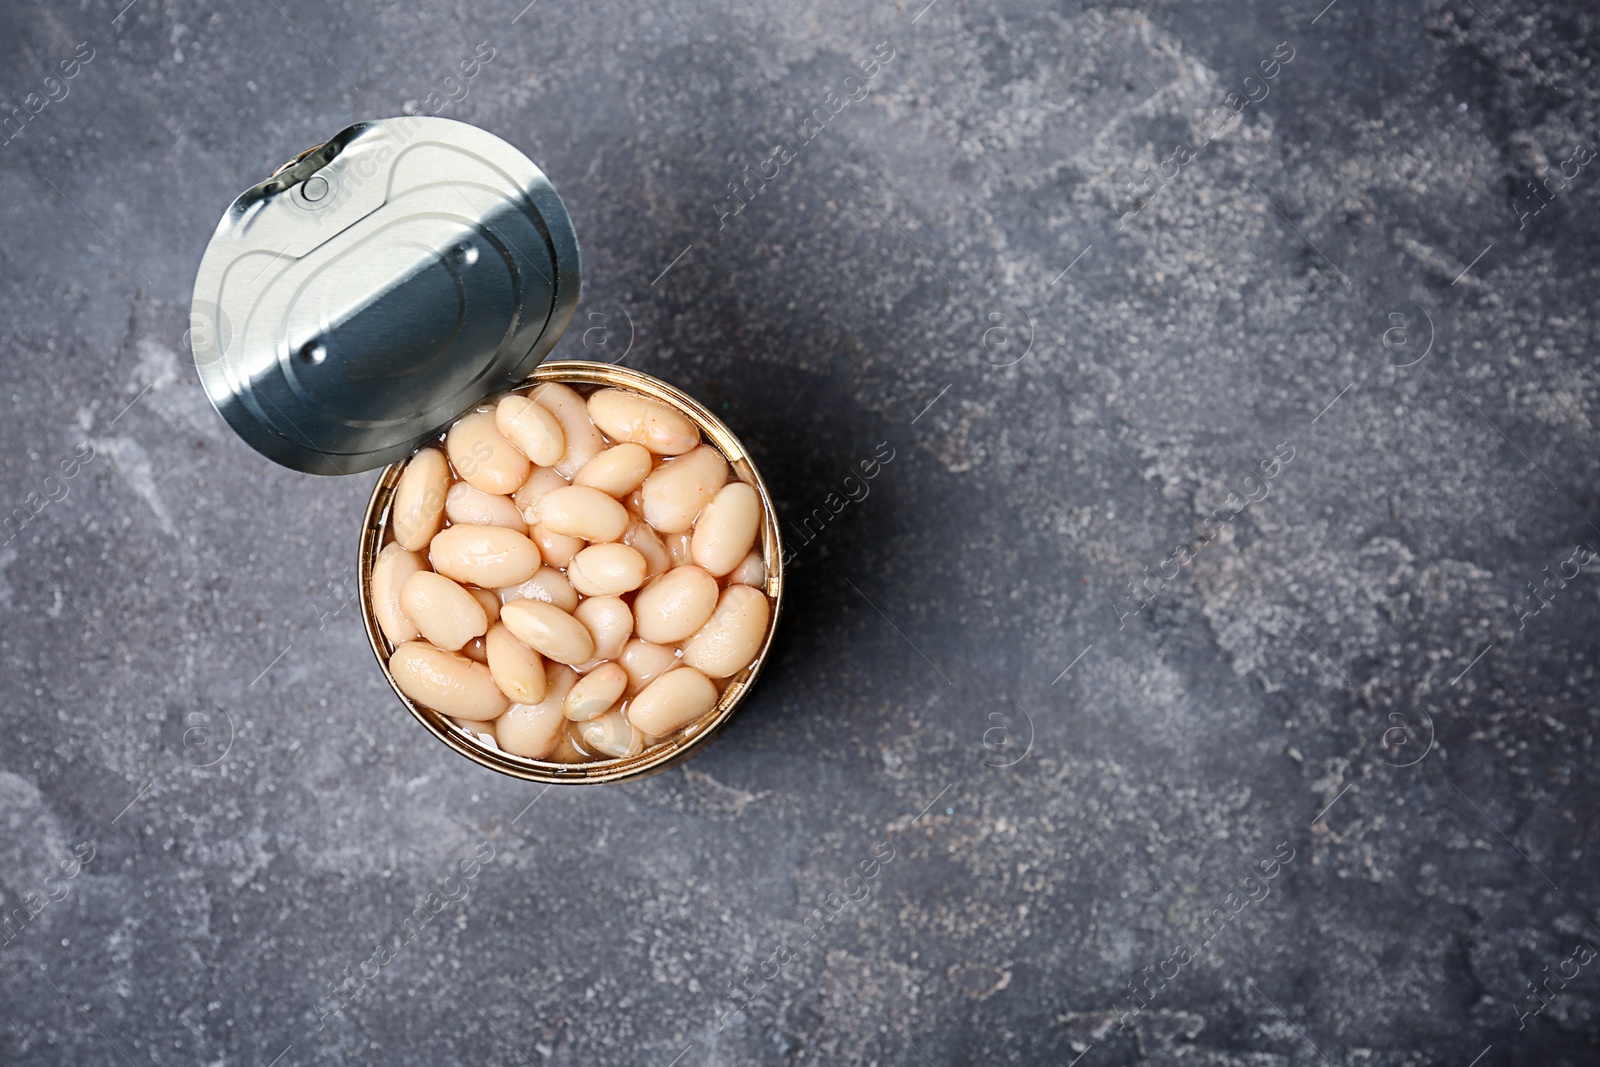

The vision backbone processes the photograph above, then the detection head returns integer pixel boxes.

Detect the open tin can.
[190,116,784,783]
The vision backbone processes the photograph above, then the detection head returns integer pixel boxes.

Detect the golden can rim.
[356,360,786,784]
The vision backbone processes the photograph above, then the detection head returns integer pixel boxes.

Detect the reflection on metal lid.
[189,116,580,475]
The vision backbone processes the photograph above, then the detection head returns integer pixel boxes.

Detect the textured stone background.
[3,0,1599,1063]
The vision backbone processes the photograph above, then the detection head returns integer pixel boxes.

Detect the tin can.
[190,117,783,782]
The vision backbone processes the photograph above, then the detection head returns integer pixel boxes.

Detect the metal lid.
[189,117,580,475]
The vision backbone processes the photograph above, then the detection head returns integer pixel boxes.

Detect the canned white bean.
[359,362,784,783]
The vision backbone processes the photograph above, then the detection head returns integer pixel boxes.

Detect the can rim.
[356,359,786,784]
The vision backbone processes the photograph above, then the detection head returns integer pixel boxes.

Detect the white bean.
[626,667,719,737]
[445,481,527,533]
[400,571,489,651]
[641,444,728,533]
[451,715,496,745]
[495,394,565,467]
[573,443,653,498]
[587,388,700,456]
[568,543,648,597]
[532,382,605,478]
[500,600,596,665]
[513,466,568,523]
[485,622,546,704]
[633,565,719,644]
[389,641,508,721]
[682,585,770,678]
[538,485,629,543]
[495,665,575,759]
[579,707,644,758]
[530,523,583,568]
[461,635,489,664]
[429,525,542,588]
[371,542,424,646]
[729,550,767,589]
[548,725,590,763]
[564,663,628,721]
[574,596,633,664]
[391,447,450,550]
[447,408,529,495]
[467,586,500,625]
[666,531,692,566]
[620,638,680,697]
[498,566,578,613]
[691,481,761,577]
[622,518,671,577]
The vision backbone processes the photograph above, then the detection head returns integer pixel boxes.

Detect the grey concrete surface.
[2,0,1599,1063]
